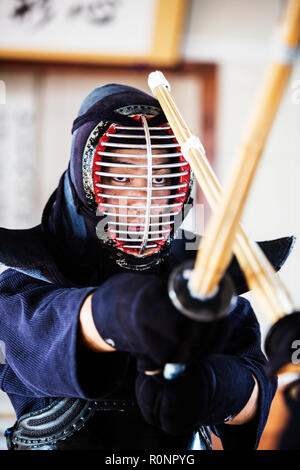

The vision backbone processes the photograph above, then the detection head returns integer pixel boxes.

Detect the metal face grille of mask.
[84,115,192,258]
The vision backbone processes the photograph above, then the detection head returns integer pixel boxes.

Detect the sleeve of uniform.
[0,269,129,399]
[135,296,277,450]
[210,296,277,450]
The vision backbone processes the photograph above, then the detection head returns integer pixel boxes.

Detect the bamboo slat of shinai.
[152,83,294,324]
[190,0,300,300]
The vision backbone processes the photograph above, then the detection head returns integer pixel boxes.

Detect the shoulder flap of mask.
[0,225,72,285]
[228,236,296,295]
[172,230,296,296]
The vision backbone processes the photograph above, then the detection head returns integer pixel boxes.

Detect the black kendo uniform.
[0,84,294,451]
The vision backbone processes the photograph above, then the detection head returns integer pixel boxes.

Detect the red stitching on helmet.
[93,124,116,212]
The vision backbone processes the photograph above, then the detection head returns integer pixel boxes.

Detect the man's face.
[100,148,172,256]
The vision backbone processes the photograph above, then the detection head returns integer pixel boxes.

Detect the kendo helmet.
[70,84,193,270]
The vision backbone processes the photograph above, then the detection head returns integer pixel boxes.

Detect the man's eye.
[112,176,128,183]
[153,177,166,185]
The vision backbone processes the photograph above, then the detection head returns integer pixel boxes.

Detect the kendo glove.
[135,353,256,436]
[91,272,233,367]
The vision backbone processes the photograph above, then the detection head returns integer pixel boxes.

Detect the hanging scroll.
[0,0,187,66]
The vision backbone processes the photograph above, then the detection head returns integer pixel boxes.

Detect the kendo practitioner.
[0,84,294,451]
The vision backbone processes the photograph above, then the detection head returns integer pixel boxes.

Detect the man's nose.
[126,177,148,198]
[123,178,148,219]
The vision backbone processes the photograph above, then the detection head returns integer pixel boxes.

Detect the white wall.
[184,0,282,64]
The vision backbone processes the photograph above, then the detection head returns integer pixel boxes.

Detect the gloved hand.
[91,272,234,367]
[135,354,255,436]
